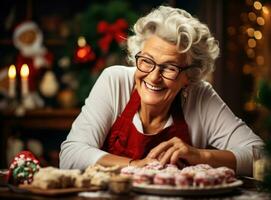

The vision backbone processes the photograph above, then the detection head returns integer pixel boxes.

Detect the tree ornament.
[39,71,59,98]
[74,36,95,63]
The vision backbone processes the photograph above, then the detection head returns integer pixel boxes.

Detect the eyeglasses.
[135,52,192,80]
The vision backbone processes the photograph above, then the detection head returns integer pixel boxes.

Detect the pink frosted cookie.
[163,164,181,174]
[180,166,197,177]
[193,164,213,170]
[175,173,192,187]
[215,167,236,183]
[206,169,224,185]
[144,161,164,170]
[153,172,175,186]
[133,169,156,185]
[120,166,140,176]
[193,171,217,187]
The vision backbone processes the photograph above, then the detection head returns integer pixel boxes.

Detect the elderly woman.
[60,6,263,176]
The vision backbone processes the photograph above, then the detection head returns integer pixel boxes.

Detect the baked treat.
[133,169,156,185]
[193,171,217,187]
[163,164,181,174]
[216,167,236,183]
[193,164,213,170]
[175,173,192,187]
[90,171,111,188]
[74,174,91,188]
[143,161,164,170]
[56,169,81,188]
[84,164,120,178]
[31,167,87,189]
[205,168,224,185]
[83,164,123,189]
[120,166,140,176]
[108,175,132,194]
[31,167,63,189]
[153,172,175,186]
[131,163,236,188]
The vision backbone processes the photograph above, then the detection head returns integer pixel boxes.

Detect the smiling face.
[135,35,188,109]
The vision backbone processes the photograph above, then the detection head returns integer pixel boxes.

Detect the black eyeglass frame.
[135,52,193,80]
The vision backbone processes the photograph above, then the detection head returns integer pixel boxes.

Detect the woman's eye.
[142,58,153,65]
[164,65,178,72]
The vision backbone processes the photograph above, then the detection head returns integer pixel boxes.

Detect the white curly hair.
[127,5,220,83]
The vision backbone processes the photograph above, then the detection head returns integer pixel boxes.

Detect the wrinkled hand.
[147,137,200,166]
[130,157,158,168]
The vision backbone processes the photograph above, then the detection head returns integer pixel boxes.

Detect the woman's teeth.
[145,82,163,91]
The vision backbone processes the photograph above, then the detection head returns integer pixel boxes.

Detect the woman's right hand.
[130,157,158,167]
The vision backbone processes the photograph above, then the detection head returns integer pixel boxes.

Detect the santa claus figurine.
[13,21,53,94]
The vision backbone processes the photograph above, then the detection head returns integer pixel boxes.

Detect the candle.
[8,64,16,98]
[20,64,29,97]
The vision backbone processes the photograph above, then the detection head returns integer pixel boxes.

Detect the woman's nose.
[147,66,162,82]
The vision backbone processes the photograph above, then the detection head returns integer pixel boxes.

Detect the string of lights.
[241,0,269,112]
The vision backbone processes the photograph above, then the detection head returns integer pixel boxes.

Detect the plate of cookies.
[121,162,243,196]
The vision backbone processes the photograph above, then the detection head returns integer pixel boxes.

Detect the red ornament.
[97,18,128,53]
[74,44,96,63]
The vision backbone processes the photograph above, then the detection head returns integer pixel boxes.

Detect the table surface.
[0,177,270,200]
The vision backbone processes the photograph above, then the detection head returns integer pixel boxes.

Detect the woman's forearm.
[97,154,158,168]
[97,154,132,167]
[190,149,237,171]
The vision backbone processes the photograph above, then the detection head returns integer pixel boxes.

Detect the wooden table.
[0,177,270,200]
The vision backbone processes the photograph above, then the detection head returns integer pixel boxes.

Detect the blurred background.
[0,0,270,168]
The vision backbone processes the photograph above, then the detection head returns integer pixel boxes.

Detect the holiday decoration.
[8,151,40,185]
[20,64,29,98]
[13,21,53,92]
[74,36,95,63]
[39,70,59,98]
[2,0,139,109]
[97,18,128,53]
[69,0,138,106]
[8,64,16,99]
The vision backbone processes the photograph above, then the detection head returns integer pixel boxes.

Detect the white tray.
[132,180,243,196]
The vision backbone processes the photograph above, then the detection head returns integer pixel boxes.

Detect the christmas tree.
[53,0,138,107]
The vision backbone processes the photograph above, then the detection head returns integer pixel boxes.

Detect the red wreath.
[97,18,128,53]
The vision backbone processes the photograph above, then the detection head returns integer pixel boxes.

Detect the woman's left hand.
[147,137,200,166]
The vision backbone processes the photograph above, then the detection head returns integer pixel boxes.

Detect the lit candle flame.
[20,64,29,78]
[8,65,16,79]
